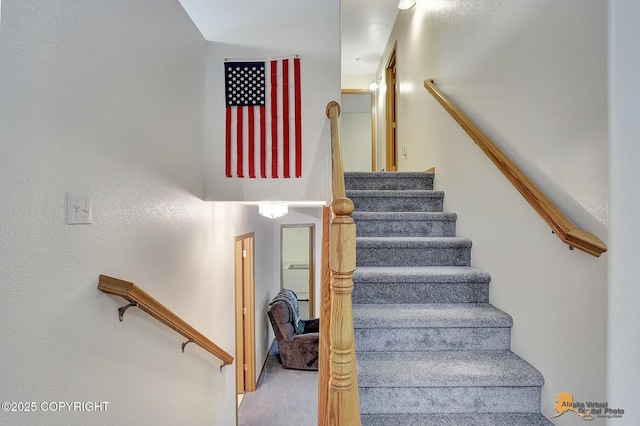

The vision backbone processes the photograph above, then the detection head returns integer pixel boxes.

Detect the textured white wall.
[202,0,340,203]
[245,208,280,384]
[341,113,372,172]
[378,0,609,422]
[608,1,640,424]
[341,93,373,172]
[0,1,277,425]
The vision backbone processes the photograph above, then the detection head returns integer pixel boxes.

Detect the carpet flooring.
[238,340,317,426]
[348,172,552,425]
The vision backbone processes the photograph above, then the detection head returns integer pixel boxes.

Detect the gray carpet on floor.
[238,341,317,426]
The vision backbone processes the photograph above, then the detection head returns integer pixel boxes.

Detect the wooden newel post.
[328,197,361,426]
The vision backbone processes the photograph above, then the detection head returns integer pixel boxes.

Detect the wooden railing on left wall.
[319,101,361,426]
[98,275,234,369]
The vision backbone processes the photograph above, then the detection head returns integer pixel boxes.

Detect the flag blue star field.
[224,57,302,178]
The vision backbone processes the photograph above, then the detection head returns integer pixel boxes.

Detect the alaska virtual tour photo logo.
[551,392,625,421]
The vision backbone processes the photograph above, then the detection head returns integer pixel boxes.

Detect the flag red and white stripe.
[225,57,302,178]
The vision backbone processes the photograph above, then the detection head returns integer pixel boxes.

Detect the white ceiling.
[341,0,399,76]
[178,0,398,76]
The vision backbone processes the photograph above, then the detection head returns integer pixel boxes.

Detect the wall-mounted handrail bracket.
[220,361,230,372]
[98,275,234,367]
[181,339,195,353]
[118,301,138,321]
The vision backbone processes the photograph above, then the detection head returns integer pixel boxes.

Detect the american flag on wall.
[224,57,302,178]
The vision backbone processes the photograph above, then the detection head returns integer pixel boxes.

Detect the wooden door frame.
[235,232,256,397]
[341,88,377,172]
[385,42,398,172]
[280,224,315,318]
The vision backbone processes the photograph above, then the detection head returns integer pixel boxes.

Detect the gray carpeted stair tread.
[357,237,472,267]
[360,386,543,415]
[360,413,553,426]
[353,212,457,237]
[357,350,544,388]
[348,190,444,212]
[353,282,489,304]
[345,172,434,179]
[353,266,491,283]
[353,303,512,329]
[353,267,491,304]
[352,211,456,220]
[347,189,443,198]
[345,171,434,191]
[357,236,471,248]
[355,323,511,352]
[354,304,513,351]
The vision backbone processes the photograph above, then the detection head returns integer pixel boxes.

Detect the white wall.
[608,0,640,424]
[245,208,281,383]
[281,226,311,317]
[202,0,340,203]
[0,1,277,425]
[341,113,372,172]
[374,83,387,171]
[342,93,373,172]
[282,227,310,266]
[378,1,609,422]
[342,73,376,90]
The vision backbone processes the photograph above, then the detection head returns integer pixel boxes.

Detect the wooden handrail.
[98,275,234,367]
[322,101,361,425]
[327,101,346,199]
[424,79,607,257]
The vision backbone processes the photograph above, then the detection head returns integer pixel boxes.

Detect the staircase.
[347,171,552,426]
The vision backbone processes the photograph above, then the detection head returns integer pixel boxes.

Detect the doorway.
[280,225,315,319]
[235,233,256,398]
[385,44,398,172]
[341,89,377,172]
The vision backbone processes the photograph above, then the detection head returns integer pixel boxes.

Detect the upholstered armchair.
[267,289,319,370]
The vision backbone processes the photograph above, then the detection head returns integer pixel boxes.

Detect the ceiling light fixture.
[258,202,288,220]
[398,0,416,10]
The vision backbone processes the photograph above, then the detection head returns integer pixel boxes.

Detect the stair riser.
[350,196,443,213]
[355,328,511,352]
[357,247,471,267]
[353,282,489,304]
[359,386,542,415]
[345,175,434,191]
[355,220,456,237]
[360,413,555,426]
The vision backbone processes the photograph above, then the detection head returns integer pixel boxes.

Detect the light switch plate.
[67,193,92,224]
